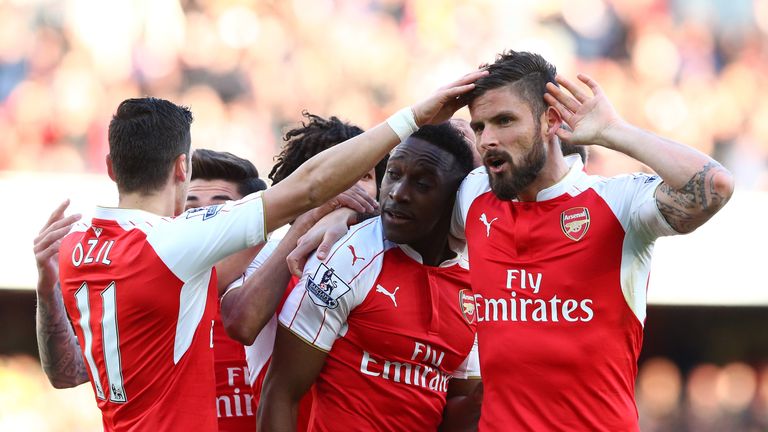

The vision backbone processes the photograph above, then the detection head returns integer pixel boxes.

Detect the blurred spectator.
[0,0,765,187]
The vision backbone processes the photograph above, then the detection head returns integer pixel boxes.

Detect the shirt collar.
[535,154,587,201]
[397,243,463,268]
[93,206,166,224]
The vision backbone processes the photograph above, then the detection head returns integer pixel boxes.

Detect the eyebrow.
[471,111,516,130]
[212,195,235,201]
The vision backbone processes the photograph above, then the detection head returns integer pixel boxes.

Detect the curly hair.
[268,111,389,194]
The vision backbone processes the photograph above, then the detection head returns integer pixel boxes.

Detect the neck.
[118,188,178,217]
[409,214,455,266]
[517,143,569,202]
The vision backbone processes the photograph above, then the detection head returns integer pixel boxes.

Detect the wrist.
[597,118,633,150]
[386,107,419,142]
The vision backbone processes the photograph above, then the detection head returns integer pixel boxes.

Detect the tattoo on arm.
[656,162,732,233]
[36,283,89,388]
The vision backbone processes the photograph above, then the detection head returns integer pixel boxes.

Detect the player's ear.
[106,154,117,182]
[174,153,189,183]
[543,106,562,138]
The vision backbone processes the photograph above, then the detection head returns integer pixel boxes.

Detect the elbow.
[223,318,257,346]
[49,376,84,389]
[712,167,735,206]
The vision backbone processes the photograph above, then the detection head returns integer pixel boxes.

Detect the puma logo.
[479,213,498,237]
[376,284,399,308]
[348,245,365,266]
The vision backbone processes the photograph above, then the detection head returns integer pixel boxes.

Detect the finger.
[35,214,81,250]
[42,213,81,237]
[577,73,603,96]
[543,93,574,125]
[34,225,73,258]
[545,82,581,114]
[443,69,489,89]
[40,199,71,234]
[336,194,366,214]
[338,187,376,213]
[316,232,336,260]
[36,239,63,263]
[555,75,590,104]
[555,128,573,143]
[286,248,309,277]
[442,83,479,100]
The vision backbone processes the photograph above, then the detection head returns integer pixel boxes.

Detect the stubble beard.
[486,135,546,201]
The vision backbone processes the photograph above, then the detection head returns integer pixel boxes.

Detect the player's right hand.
[411,70,488,127]
[34,199,81,292]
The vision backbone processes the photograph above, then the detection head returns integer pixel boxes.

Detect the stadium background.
[1,0,767,430]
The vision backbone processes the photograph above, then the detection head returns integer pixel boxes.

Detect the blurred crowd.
[1,0,767,187]
[1,354,766,431]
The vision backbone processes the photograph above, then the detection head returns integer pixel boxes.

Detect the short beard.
[486,135,546,201]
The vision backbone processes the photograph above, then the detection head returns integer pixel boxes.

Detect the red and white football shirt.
[280,217,480,432]
[213,300,255,432]
[58,193,266,432]
[451,155,678,431]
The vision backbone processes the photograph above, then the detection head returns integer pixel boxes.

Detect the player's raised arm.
[33,200,89,388]
[261,70,488,233]
[545,73,734,233]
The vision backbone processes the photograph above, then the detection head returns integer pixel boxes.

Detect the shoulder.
[323,217,386,269]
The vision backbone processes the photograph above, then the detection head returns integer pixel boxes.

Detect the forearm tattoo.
[656,162,731,233]
[36,283,89,387]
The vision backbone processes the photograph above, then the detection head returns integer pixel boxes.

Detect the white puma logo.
[479,213,498,237]
[376,284,399,308]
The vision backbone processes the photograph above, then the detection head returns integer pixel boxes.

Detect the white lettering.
[532,299,547,321]
[358,350,453,394]
[360,351,380,377]
[383,361,412,384]
[506,269,542,293]
[72,243,84,267]
[580,299,594,322]
[227,367,241,386]
[472,294,596,324]
[485,298,508,321]
[101,240,114,265]
[84,239,98,264]
[216,395,232,418]
[563,299,578,322]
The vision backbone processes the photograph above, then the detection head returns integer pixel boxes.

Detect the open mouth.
[484,155,508,174]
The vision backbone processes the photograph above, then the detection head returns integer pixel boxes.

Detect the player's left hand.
[287,210,352,276]
[412,70,489,127]
[544,74,626,149]
[34,199,81,293]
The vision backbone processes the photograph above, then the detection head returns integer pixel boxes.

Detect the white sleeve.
[451,168,490,240]
[598,174,679,242]
[148,191,267,282]
[278,219,384,351]
[223,236,280,296]
[452,335,480,379]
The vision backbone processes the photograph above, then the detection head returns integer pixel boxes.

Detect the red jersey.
[213,301,255,431]
[59,193,266,432]
[280,217,480,432]
[452,156,678,431]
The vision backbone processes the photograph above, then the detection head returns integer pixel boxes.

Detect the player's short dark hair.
[191,149,267,196]
[410,122,475,179]
[464,50,558,121]
[108,97,194,194]
[269,111,389,193]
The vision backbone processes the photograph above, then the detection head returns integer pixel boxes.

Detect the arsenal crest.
[560,207,590,241]
[458,289,476,325]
